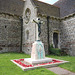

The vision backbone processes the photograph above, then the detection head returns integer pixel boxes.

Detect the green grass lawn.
[47,55,75,72]
[0,53,75,75]
[0,53,57,75]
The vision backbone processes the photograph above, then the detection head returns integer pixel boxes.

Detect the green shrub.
[49,44,61,55]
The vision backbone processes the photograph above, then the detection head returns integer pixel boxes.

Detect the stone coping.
[24,58,52,65]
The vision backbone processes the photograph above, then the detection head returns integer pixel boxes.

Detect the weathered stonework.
[22,0,75,56]
[60,16,75,56]
[49,17,60,48]
[0,13,21,53]
[40,17,49,55]
[0,0,75,56]
[22,0,37,54]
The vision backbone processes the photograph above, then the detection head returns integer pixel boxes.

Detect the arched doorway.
[53,32,58,48]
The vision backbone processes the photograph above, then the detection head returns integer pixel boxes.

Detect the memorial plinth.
[31,40,45,60]
[11,41,69,71]
[24,58,52,65]
[24,40,52,65]
[24,18,52,65]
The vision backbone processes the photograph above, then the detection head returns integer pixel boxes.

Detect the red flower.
[19,59,24,61]
[13,59,34,68]
[13,59,63,68]
[53,59,62,63]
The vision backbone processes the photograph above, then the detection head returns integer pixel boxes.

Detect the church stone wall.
[0,13,21,53]
[39,16,60,55]
[49,18,60,48]
[39,17,48,55]
[22,0,60,55]
[22,0,37,54]
[60,16,75,56]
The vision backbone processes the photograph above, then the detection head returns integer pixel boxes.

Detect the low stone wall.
[0,13,21,53]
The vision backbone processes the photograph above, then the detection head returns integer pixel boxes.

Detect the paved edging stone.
[46,67,75,75]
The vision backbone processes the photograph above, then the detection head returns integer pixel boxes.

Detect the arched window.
[26,30,29,40]
[25,8,31,24]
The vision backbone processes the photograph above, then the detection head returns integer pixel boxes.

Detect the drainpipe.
[20,17,23,52]
[47,16,50,54]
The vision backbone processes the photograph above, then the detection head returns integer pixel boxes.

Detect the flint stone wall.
[49,18,60,48]
[60,16,75,56]
[40,17,48,55]
[22,0,37,55]
[40,16,60,54]
[22,0,60,55]
[0,13,21,53]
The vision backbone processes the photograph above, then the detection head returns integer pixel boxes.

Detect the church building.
[0,0,75,56]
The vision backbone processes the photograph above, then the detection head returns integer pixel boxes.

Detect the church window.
[25,8,31,24]
[26,30,29,40]
[5,26,7,28]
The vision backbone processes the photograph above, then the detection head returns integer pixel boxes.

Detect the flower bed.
[13,59,34,67]
[13,59,62,68]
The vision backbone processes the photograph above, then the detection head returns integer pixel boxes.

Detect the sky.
[38,0,59,4]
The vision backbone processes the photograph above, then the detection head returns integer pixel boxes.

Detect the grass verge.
[47,55,75,72]
[0,53,57,75]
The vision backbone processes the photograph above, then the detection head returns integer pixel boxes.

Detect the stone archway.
[53,32,58,48]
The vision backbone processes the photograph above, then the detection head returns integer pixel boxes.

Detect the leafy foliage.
[49,44,61,55]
